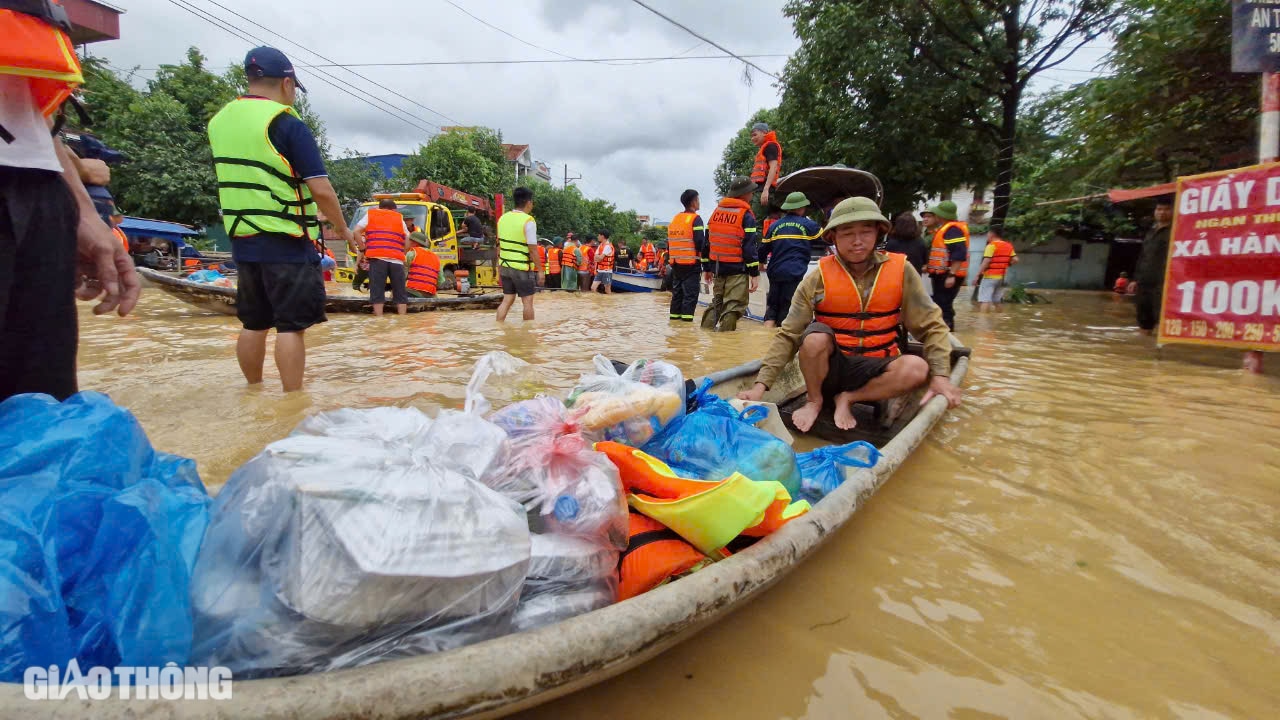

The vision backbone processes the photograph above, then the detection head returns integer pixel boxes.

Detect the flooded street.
[78,289,1280,719]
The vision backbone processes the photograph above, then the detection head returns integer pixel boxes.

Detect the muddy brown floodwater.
[77,287,1279,720]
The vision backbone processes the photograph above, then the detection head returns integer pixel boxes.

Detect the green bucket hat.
[923,200,958,221]
[726,176,758,197]
[409,231,430,247]
[822,196,890,234]
[780,192,811,211]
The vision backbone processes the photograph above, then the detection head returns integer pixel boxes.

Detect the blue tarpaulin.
[119,217,203,257]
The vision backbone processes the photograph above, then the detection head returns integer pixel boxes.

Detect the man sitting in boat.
[737,196,963,431]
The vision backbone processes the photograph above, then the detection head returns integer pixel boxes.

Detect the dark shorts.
[236,259,326,333]
[500,266,537,297]
[1135,289,1161,330]
[0,167,78,401]
[801,322,895,397]
[367,259,408,305]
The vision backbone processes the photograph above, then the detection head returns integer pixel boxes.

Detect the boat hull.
[610,270,663,293]
[0,344,969,720]
[137,267,503,315]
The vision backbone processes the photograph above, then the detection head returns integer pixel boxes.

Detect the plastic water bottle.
[458,277,471,294]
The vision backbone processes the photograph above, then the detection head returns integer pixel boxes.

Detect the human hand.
[749,277,759,293]
[703,272,713,284]
[76,216,140,316]
[78,158,111,186]
[920,375,962,409]
[944,275,956,289]
[760,190,770,208]
[736,383,767,402]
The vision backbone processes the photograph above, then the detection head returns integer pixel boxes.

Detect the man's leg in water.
[832,355,929,430]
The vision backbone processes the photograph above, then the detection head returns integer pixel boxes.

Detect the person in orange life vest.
[535,241,548,286]
[977,228,1018,311]
[749,122,783,208]
[1112,272,1130,294]
[545,239,563,289]
[591,231,616,294]
[701,177,761,332]
[667,189,708,321]
[561,233,579,291]
[108,208,130,254]
[0,0,141,401]
[637,238,658,272]
[353,198,410,316]
[404,231,441,298]
[921,199,969,331]
[581,238,597,292]
[738,196,962,432]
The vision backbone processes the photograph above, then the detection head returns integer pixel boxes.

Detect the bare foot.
[833,392,858,430]
[791,399,823,432]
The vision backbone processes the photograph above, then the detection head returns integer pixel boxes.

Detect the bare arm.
[305,177,353,247]
[978,258,992,275]
[56,141,139,316]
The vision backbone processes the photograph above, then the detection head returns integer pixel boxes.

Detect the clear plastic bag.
[292,406,434,448]
[642,381,803,498]
[190,428,530,678]
[513,534,617,632]
[567,356,685,446]
[795,441,881,504]
[488,397,629,549]
[0,392,211,681]
[464,350,545,416]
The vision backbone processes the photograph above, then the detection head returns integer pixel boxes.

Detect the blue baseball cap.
[244,46,306,92]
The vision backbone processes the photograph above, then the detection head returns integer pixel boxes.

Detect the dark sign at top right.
[1234,0,1280,72]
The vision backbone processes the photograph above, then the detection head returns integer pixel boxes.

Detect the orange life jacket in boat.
[814,253,905,358]
[618,512,710,601]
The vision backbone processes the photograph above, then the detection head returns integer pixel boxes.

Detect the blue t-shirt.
[231,99,328,264]
[761,213,820,280]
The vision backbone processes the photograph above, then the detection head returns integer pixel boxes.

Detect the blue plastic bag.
[0,392,211,682]
[642,381,802,497]
[795,441,881,504]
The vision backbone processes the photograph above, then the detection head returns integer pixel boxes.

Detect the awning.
[119,217,200,237]
[1107,182,1176,204]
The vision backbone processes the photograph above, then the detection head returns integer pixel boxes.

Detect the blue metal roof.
[119,216,200,237]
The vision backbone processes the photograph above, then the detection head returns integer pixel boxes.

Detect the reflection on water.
[77,289,1279,719]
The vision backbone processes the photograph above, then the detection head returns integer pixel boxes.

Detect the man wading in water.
[738,197,962,431]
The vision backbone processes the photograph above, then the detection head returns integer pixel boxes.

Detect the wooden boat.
[137,267,504,315]
[610,269,664,293]
[6,339,969,719]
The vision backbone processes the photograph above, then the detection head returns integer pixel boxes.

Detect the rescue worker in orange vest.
[668,189,708,321]
[545,239,562,289]
[108,208,130,254]
[0,0,141,401]
[404,231,441,297]
[561,233,579,291]
[700,177,761,332]
[1112,272,1130,295]
[637,239,658,272]
[353,198,410,316]
[749,122,783,209]
[738,197,962,432]
[921,200,969,330]
[591,231,616,294]
[977,228,1018,312]
[535,241,548,286]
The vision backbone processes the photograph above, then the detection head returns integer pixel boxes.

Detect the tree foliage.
[512,178,641,246]
[327,151,382,207]
[389,127,508,196]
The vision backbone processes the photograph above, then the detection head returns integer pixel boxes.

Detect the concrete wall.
[966,233,1109,289]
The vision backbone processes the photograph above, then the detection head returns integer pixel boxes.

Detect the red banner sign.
[1159,162,1280,350]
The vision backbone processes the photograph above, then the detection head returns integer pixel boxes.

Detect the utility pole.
[564,164,581,190]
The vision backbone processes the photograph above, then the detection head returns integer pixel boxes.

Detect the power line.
[627,0,780,80]
[164,0,438,135]
[305,53,789,68]
[197,0,459,127]
[442,0,581,62]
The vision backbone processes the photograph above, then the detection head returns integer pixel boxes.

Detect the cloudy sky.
[90,0,1107,219]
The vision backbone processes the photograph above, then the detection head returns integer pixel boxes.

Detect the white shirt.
[524,218,538,247]
[353,214,411,265]
[0,77,62,172]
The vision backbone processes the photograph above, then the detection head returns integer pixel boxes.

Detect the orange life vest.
[536,244,547,269]
[363,208,407,262]
[0,5,83,118]
[595,241,615,272]
[113,227,129,253]
[658,249,669,271]
[750,132,782,187]
[561,242,578,270]
[667,212,699,265]
[708,198,751,264]
[1113,277,1128,293]
[984,238,1014,279]
[547,247,561,274]
[815,253,905,358]
[619,512,710,601]
[639,242,657,270]
[406,248,440,294]
[925,221,970,277]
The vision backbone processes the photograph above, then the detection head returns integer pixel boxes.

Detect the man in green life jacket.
[496,185,544,321]
[208,47,352,393]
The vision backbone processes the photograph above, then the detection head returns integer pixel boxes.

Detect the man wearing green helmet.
[739,196,962,432]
